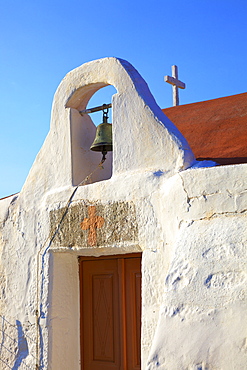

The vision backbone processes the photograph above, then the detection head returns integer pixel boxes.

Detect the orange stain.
[81,206,104,246]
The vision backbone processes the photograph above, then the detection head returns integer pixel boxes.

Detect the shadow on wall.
[0,316,32,369]
[12,320,28,369]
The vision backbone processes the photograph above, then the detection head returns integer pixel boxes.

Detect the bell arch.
[63,58,194,185]
[21,58,194,199]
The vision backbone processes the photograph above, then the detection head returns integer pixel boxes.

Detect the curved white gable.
[21,57,194,201]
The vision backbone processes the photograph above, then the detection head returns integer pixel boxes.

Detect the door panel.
[80,254,141,370]
[125,258,141,369]
[81,259,120,369]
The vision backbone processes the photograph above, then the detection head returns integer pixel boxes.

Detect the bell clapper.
[102,149,107,161]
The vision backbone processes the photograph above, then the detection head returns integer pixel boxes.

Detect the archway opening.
[87,85,117,127]
[66,84,117,186]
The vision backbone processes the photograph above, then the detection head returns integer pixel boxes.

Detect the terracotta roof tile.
[0,193,18,201]
[162,92,247,165]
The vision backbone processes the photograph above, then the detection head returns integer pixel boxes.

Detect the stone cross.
[80,206,104,246]
[165,65,186,106]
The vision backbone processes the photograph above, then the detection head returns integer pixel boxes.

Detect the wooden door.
[79,254,141,370]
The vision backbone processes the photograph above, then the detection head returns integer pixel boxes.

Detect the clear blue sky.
[0,0,246,198]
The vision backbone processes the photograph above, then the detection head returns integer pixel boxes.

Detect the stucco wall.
[0,58,246,369]
[147,164,247,369]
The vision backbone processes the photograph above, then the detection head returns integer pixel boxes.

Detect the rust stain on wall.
[80,206,105,246]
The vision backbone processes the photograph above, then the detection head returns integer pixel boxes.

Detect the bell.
[90,108,113,160]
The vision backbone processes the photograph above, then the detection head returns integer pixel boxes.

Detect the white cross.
[165,65,186,106]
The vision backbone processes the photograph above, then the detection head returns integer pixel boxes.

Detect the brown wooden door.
[79,254,141,370]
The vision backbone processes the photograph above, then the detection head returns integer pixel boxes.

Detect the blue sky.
[0,0,246,198]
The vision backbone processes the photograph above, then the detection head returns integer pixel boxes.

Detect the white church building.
[0,57,246,369]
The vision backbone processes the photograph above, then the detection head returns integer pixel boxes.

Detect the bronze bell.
[90,108,113,160]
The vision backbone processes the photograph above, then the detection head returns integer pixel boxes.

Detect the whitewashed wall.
[0,58,246,369]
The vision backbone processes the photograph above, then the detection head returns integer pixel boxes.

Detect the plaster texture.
[0,57,246,369]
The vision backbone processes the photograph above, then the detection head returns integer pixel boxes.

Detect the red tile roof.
[0,193,18,201]
[162,92,247,165]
